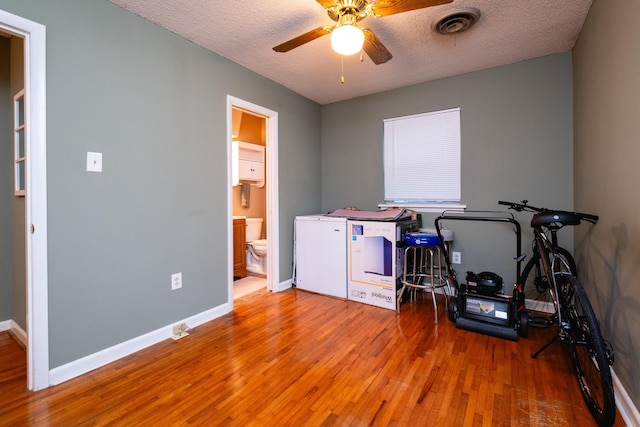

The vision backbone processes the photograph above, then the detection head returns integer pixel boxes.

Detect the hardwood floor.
[0,288,625,426]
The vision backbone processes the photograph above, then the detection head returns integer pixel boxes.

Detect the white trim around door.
[226,96,280,307]
[0,9,49,391]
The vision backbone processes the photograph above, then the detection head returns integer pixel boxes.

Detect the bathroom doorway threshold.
[233,276,267,300]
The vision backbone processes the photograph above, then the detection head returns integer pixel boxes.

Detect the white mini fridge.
[347,220,403,310]
[294,215,348,298]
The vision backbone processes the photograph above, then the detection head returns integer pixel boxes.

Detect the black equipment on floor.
[435,211,528,341]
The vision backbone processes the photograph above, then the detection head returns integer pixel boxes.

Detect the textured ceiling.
[109,0,592,105]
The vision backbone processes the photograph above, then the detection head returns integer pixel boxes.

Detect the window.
[14,89,26,196]
[382,108,462,211]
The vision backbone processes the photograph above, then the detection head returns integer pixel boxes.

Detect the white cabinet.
[238,158,264,182]
[232,141,265,187]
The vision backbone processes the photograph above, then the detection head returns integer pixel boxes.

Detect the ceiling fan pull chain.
[341,56,345,84]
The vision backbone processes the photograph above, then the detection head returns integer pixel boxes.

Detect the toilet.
[246,217,267,276]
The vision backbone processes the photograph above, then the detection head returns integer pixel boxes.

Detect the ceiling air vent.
[432,7,481,35]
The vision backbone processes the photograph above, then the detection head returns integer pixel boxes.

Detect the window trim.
[14,89,26,197]
[377,202,466,213]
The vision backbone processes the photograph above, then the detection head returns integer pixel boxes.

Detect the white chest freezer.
[294,215,348,298]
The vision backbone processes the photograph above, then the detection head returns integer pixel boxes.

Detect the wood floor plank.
[0,288,626,426]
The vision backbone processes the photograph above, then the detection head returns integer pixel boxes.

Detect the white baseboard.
[612,367,640,427]
[0,319,28,347]
[10,320,27,346]
[49,302,231,386]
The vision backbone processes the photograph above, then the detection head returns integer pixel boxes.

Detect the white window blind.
[383,107,460,203]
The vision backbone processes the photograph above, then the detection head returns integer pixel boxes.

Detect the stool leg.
[398,244,447,322]
[436,245,447,300]
[397,282,407,314]
[397,246,411,314]
[429,248,439,324]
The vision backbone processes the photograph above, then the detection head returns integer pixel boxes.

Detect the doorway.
[0,10,48,391]
[1,28,27,375]
[231,107,267,298]
[226,96,279,307]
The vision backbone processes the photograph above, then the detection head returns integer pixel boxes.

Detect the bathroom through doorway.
[227,96,279,303]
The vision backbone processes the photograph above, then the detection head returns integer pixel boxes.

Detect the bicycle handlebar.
[498,200,598,224]
[498,200,545,213]
[579,212,599,224]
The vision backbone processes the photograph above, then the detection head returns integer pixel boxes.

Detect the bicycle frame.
[531,224,574,338]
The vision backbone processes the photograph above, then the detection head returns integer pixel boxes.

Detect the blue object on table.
[404,232,440,247]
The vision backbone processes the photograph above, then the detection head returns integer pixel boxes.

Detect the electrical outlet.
[171,272,182,290]
[452,251,462,264]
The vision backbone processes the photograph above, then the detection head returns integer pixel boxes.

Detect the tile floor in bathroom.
[233,275,267,299]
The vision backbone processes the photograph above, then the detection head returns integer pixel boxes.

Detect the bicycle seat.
[531,211,582,227]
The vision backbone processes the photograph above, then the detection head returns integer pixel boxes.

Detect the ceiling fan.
[273,0,454,65]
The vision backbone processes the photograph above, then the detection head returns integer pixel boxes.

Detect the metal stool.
[396,233,452,323]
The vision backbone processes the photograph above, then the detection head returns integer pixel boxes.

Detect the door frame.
[0,10,49,391]
[226,96,279,304]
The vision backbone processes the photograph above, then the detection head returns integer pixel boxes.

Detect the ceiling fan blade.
[316,0,339,8]
[362,29,393,65]
[371,0,453,17]
[273,27,333,53]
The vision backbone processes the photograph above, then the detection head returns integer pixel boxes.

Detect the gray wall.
[321,53,575,285]
[0,37,11,321]
[0,0,321,368]
[573,0,640,409]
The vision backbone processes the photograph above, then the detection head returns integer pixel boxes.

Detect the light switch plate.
[87,152,103,172]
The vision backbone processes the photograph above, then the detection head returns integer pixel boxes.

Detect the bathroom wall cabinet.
[233,218,247,279]
[232,141,265,187]
[238,158,264,183]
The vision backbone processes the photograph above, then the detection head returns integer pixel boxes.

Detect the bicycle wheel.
[521,247,576,326]
[561,275,615,427]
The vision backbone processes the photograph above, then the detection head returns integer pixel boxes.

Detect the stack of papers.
[327,208,410,221]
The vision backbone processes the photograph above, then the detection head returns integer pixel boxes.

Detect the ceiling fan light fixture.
[331,24,364,55]
[330,10,364,56]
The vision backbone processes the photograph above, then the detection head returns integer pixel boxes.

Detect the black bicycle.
[499,200,615,427]
[499,200,577,326]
